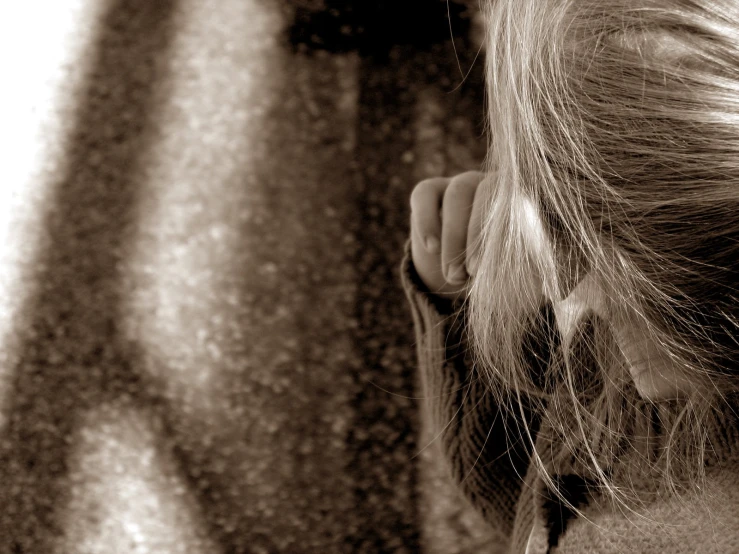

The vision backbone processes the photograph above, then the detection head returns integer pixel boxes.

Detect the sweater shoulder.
[554,463,739,553]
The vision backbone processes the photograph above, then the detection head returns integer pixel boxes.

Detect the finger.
[410,177,449,254]
[410,220,446,294]
[441,171,484,284]
[466,174,490,276]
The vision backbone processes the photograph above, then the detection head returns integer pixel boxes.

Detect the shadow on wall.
[287,0,476,57]
[0,0,182,552]
[285,0,489,552]
[0,0,487,552]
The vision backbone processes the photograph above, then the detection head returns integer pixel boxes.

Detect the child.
[402,1,739,552]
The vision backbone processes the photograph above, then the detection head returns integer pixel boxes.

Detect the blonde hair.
[468,0,739,518]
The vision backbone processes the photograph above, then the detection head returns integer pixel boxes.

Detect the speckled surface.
[1,0,504,552]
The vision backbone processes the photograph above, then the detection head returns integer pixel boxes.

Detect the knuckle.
[444,179,463,196]
[448,171,483,192]
[409,185,423,208]
[410,177,445,209]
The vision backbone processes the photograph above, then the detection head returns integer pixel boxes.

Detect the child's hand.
[409,171,487,302]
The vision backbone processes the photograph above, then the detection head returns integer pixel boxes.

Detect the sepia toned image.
[3,1,739,553]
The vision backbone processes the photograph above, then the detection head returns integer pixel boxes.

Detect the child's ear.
[610,309,690,401]
[553,273,687,400]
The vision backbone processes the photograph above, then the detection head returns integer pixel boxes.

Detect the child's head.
[468,0,739,508]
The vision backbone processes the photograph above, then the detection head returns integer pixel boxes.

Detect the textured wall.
[1,1,504,552]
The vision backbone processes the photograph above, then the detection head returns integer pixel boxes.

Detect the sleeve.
[399,238,542,538]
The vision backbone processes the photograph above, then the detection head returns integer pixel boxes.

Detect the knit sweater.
[400,240,739,553]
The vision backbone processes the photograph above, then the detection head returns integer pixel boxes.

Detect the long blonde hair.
[468,0,739,516]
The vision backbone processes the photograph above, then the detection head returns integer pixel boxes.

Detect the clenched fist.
[409,171,488,302]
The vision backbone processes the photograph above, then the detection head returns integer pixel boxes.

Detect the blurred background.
[0,1,503,552]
